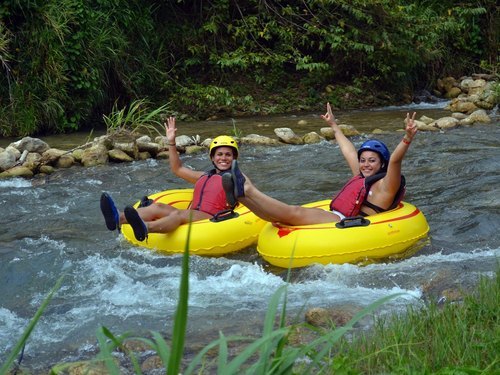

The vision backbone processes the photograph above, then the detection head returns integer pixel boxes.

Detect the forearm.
[168,142,182,174]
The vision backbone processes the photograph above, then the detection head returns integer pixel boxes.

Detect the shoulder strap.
[362,174,406,213]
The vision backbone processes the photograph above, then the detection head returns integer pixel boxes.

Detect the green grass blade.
[224,329,289,374]
[95,327,122,374]
[303,293,408,372]
[0,275,65,375]
[252,285,288,373]
[217,331,229,372]
[183,335,248,375]
[149,331,171,365]
[166,211,193,374]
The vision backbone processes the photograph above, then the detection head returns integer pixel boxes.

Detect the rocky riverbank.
[0,75,497,180]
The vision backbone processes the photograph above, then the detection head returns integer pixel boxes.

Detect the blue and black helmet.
[357,139,390,164]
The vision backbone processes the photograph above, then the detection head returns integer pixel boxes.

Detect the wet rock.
[461,78,486,96]
[274,127,303,144]
[467,109,491,124]
[11,136,50,154]
[137,140,161,156]
[433,116,459,129]
[55,154,76,168]
[240,134,280,145]
[287,324,322,346]
[439,288,465,304]
[39,165,56,174]
[320,124,360,140]
[304,306,354,328]
[415,122,440,131]
[436,76,459,95]
[0,166,34,178]
[138,151,152,160]
[303,131,323,144]
[445,99,478,114]
[185,145,204,154]
[93,135,113,149]
[451,112,468,120]
[175,134,195,147]
[444,87,461,99]
[114,142,139,159]
[156,150,170,159]
[81,143,109,167]
[141,355,164,372]
[109,148,134,162]
[121,338,150,353]
[51,359,122,375]
[72,149,84,162]
[419,115,435,124]
[40,148,69,168]
[0,148,17,171]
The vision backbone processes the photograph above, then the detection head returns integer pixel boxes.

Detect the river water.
[1,103,499,372]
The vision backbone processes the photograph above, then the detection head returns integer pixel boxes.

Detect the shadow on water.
[0,103,499,371]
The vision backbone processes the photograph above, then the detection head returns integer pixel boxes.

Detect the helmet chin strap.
[212,161,224,173]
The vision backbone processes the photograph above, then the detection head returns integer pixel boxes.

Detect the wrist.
[402,136,411,145]
[168,143,176,146]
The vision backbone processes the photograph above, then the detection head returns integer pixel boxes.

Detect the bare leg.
[118,203,177,225]
[146,209,212,233]
[240,175,340,225]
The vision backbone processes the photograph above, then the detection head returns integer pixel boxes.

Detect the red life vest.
[330,173,406,217]
[190,170,229,216]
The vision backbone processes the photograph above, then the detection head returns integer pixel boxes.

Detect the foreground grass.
[330,269,500,374]
[2,261,499,374]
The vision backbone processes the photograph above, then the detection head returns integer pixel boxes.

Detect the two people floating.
[101,103,417,240]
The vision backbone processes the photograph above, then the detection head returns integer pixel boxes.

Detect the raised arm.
[321,102,359,175]
[165,117,203,184]
[381,112,418,195]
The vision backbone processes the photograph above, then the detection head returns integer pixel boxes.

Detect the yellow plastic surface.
[122,189,266,256]
[257,200,430,268]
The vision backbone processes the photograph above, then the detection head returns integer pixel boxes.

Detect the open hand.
[164,116,177,142]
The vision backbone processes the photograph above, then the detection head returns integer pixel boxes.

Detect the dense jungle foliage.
[0,0,498,137]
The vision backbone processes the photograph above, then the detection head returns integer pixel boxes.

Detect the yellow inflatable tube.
[257,200,430,268]
[122,189,266,256]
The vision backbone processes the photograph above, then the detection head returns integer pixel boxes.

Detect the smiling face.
[358,150,383,177]
[211,146,236,171]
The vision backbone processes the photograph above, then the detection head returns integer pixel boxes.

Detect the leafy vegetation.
[0,0,498,137]
[103,99,170,138]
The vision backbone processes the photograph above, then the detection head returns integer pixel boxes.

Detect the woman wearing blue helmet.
[222,103,418,225]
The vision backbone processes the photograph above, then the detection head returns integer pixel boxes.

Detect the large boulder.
[303,132,323,144]
[274,127,303,144]
[434,117,460,129]
[240,134,280,146]
[81,143,109,167]
[11,136,50,154]
[109,149,134,162]
[320,124,360,140]
[445,99,478,114]
[0,148,18,171]
[467,109,491,124]
[0,166,34,178]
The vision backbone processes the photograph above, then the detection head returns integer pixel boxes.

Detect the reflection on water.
[0,104,499,371]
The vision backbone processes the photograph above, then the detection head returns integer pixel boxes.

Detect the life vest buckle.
[335,216,370,229]
[210,209,239,222]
